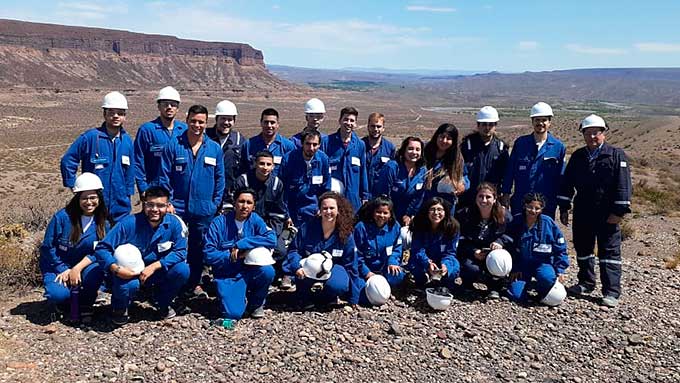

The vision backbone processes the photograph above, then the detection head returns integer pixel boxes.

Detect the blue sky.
[1,0,679,72]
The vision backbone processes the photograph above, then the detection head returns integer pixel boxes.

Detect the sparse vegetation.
[664,251,680,269]
[633,179,680,215]
[620,220,635,241]
[0,224,41,288]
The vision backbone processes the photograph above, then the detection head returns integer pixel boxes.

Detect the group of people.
[41,87,632,326]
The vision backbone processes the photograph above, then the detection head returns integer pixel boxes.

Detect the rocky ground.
[1,214,679,383]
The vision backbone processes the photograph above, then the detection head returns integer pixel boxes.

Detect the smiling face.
[404,139,422,163]
[524,200,543,222]
[186,112,208,137]
[319,197,339,223]
[78,190,100,216]
[373,204,391,228]
[143,196,169,224]
[255,155,274,180]
[532,116,551,135]
[428,203,446,227]
[235,192,255,221]
[103,108,126,129]
[261,115,279,139]
[582,127,606,150]
[367,117,385,139]
[436,133,453,153]
[216,115,236,136]
[476,188,496,212]
[339,113,357,134]
[157,100,179,120]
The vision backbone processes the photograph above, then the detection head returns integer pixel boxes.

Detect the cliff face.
[0,19,287,89]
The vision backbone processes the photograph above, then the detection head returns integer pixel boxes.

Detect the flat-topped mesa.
[0,19,264,66]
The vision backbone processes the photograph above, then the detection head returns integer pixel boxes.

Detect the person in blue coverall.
[455,182,513,299]
[203,188,277,320]
[206,100,244,212]
[354,196,405,295]
[159,104,225,298]
[362,113,396,196]
[407,197,461,289]
[279,130,331,227]
[558,114,632,307]
[459,106,510,210]
[291,98,328,149]
[240,108,295,176]
[375,136,427,228]
[133,86,187,195]
[40,173,109,323]
[321,107,370,212]
[60,91,135,223]
[94,186,190,325]
[283,192,361,308]
[501,102,565,218]
[423,123,470,214]
[506,193,569,304]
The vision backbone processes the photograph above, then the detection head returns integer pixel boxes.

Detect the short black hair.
[187,104,209,117]
[254,150,274,161]
[339,107,358,120]
[144,186,170,200]
[302,130,321,143]
[234,187,257,202]
[260,108,279,121]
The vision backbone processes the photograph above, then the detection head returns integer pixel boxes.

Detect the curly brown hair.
[318,191,355,244]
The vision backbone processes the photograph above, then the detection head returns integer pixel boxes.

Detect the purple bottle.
[70,286,80,322]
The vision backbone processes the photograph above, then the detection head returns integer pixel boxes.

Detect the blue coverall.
[279,147,331,226]
[460,134,510,209]
[407,230,461,289]
[353,221,405,289]
[206,127,244,210]
[374,160,427,221]
[203,211,277,319]
[159,132,225,291]
[362,136,396,197]
[40,209,106,308]
[94,213,190,311]
[60,124,135,223]
[239,133,296,176]
[322,131,370,212]
[133,117,187,194]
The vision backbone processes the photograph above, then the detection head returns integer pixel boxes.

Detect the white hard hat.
[215,100,238,116]
[304,98,326,114]
[399,226,412,250]
[365,274,391,306]
[113,244,145,274]
[243,247,275,266]
[485,249,512,277]
[426,287,453,311]
[72,172,104,193]
[102,91,128,110]
[579,114,608,132]
[156,86,181,102]
[476,106,499,123]
[330,177,345,194]
[530,102,553,118]
[300,252,333,280]
[540,280,567,306]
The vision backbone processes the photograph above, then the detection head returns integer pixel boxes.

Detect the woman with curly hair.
[283,192,361,308]
[407,197,461,290]
[424,123,470,213]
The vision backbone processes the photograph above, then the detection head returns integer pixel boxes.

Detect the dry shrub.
[620,220,635,241]
[633,179,680,215]
[664,252,680,270]
[0,224,41,288]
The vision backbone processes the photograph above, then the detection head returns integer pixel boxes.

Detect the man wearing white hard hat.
[501,102,566,218]
[206,100,245,211]
[558,114,632,308]
[61,91,135,223]
[203,188,277,320]
[94,186,190,325]
[291,98,328,149]
[133,86,187,196]
[459,106,510,210]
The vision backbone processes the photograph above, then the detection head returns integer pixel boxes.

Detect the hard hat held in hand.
[365,274,391,306]
[476,106,499,123]
[530,102,553,118]
[156,86,181,102]
[485,249,512,277]
[73,172,104,193]
[102,91,128,110]
[540,280,567,306]
[243,247,276,266]
[113,244,145,274]
[579,114,608,132]
[304,98,326,114]
[426,287,453,311]
[300,252,333,280]
[215,100,238,116]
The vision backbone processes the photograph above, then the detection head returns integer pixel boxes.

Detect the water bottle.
[221,319,236,329]
[70,286,80,322]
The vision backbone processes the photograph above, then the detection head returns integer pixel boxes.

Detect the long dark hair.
[397,136,425,168]
[318,191,355,244]
[358,195,396,227]
[410,197,459,240]
[424,123,464,187]
[472,182,506,225]
[65,190,109,244]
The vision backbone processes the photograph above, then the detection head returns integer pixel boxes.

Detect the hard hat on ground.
[156,86,181,102]
[330,177,345,194]
[426,287,453,311]
[579,114,608,132]
[300,252,333,280]
[73,172,104,193]
[476,106,499,123]
[215,100,238,116]
[485,249,512,277]
[540,280,567,306]
[304,98,326,114]
[113,244,145,274]
[102,91,128,110]
[243,247,276,266]
[365,274,391,306]
[530,102,553,118]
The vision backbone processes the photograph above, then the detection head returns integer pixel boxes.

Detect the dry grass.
[0,224,41,288]
[620,220,635,241]
[633,179,680,215]
[664,251,680,270]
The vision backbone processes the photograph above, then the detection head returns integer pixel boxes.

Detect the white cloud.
[272,5,280,10]
[406,5,456,13]
[634,42,680,53]
[55,1,128,21]
[518,41,538,51]
[565,44,627,55]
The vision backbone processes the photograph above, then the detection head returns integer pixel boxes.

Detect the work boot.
[250,306,265,319]
[486,290,500,300]
[566,283,594,296]
[111,309,129,326]
[280,275,293,290]
[158,306,177,320]
[600,296,619,308]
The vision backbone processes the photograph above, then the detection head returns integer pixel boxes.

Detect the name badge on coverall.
[332,249,343,258]
[158,241,174,252]
[351,157,361,166]
[274,156,282,164]
[205,157,216,166]
[312,175,323,185]
[121,155,130,166]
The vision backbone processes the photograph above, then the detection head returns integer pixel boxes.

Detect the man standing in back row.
[206,100,244,212]
[362,112,395,196]
[291,98,327,149]
[240,108,296,177]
